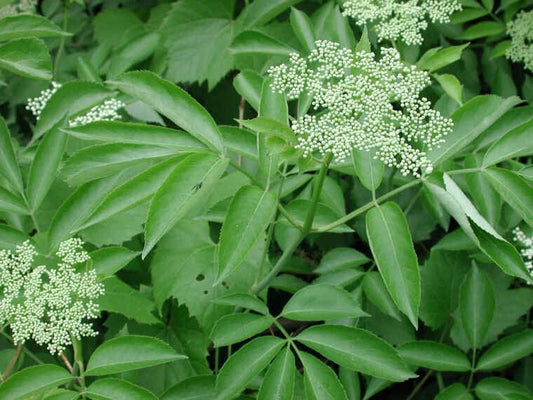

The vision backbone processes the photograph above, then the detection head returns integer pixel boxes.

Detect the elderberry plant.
[506,10,533,72]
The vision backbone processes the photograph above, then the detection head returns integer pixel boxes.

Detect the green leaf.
[85,335,186,376]
[0,38,51,80]
[86,378,158,400]
[230,30,295,56]
[296,325,416,382]
[492,40,512,58]
[0,365,72,400]
[483,167,533,226]
[78,156,183,230]
[476,330,533,371]
[281,284,367,321]
[210,313,273,346]
[33,81,111,141]
[398,341,471,372]
[464,156,500,227]
[315,247,370,273]
[43,389,80,400]
[99,277,160,325]
[144,153,228,258]
[258,347,295,400]
[62,121,206,150]
[239,117,296,144]
[0,116,23,195]
[0,187,28,215]
[417,44,469,72]
[363,271,402,321]
[459,264,495,349]
[460,21,505,40]
[161,376,215,400]
[290,7,315,53]
[109,71,223,151]
[90,246,140,276]
[236,0,302,29]
[366,202,420,328]
[483,120,533,166]
[233,70,263,111]
[451,8,488,24]
[212,293,269,315]
[215,336,285,400]
[48,175,121,251]
[0,225,29,251]
[0,15,69,41]
[355,26,370,53]
[475,378,532,400]
[217,185,277,283]
[338,367,360,400]
[107,32,160,77]
[27,125,67,211]
[435,383,473,400]
[220,126,258,159]
[259,77,288,124]
[300,352,348,400]
[351,148,384,192]
[434,73,463,105]
[428,95,522,166]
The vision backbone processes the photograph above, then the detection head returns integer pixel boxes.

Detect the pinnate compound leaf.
[476,330,533,371]
[258,347,296,400]
[86,378,158,400]
[280,284,368,321]
[217,185,277,283]
[236,0,302,29]
[475,378,532,400]
[483,167,533,226]
[435,383,473,400]
[300,352,348,400]
[161,375,216,400]
[89,246,139,276]
[230,30,295,56]
[143,153,228,258]
[85,335,186,376]
[215,336,285,400]
[0,117,24,194]
[398,341,471,372]
[0,38,51,80]
[110,71,223,152]
[0,15,69,41]
[0,365,72,400]
[483,120,533,167]
[459,264,495,349]
[210,313,273,347]
[296,325,416,382]
[211,293,269,315]
[366,202,420,328]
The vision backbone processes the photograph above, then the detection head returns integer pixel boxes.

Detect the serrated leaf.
[90,246,139,276]
[109,71,223,151]
[281,284,367,321]
[144,153,228,258]
[0,15,69,41]
[398,341,471,372]
[107,32,160,77]
[230,30,295,56]
[459,264,495,349]
[300,352,348,400]
[366,202,420,327]
[0,365,72,400]
[258,347,295,400]
[210,313,273,347]
[215,336,285,400]
[236,0,302,29]
[0,38,51,80]
[217,185,277,283]
[86,378,158,400]
[85,335,186,376]
[296,325,416,382]
[476,330,533,371]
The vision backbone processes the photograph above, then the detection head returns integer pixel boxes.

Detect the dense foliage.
[0,0,532,399]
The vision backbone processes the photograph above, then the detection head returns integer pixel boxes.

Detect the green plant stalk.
[302,153,332,234]
[72,338,86,392]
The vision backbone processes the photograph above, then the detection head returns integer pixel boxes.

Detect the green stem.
[316,179,420,233]
[72,338,86,392]
[467,347,477,390]
[406,369,434,400]
[54,2,70,76]
[302,153,332,234]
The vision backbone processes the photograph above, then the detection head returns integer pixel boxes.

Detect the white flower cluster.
[268,40,452,176]
[342,0,461,45]
[506,10,533,72]
[26,82,124,126]
[25,81,62,121]
[0,239,104,355]
[513,227,533,278]
[68,98,125,127]
[0,0,36,18]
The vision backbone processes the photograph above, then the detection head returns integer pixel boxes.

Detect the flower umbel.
[506,10,533,72]
[342,0,461,45]
[0,239,104,355]
[513,227,533,279]
[25,81,62,121]
[268,40,452,176]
